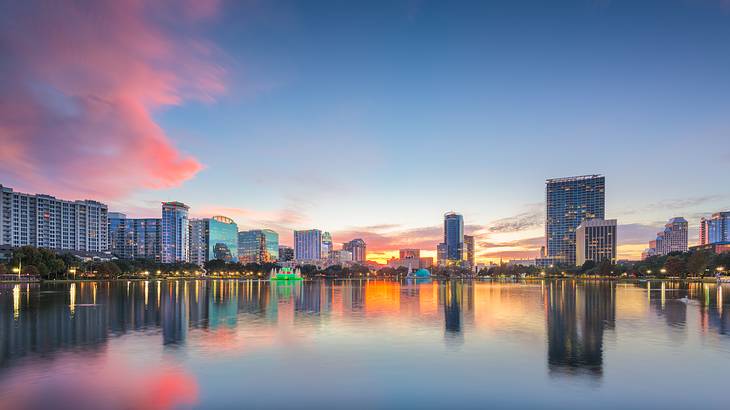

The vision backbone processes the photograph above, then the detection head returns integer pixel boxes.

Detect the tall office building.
[576,218,617,266]
[0,184,108,252]
[655,217,688,255]
[545,175,605,266]
[161,201,190,263]
[437,243,447,267]
[189,216,238,266]
[238,229,279,263]
[343,238,367,263]
[464,235,475,268]
[294,229,322,260]
[321,231,333,259]
[700,212,730,245]
[108,213,162,260]
[278,245,294,262]
[444,212,464,263]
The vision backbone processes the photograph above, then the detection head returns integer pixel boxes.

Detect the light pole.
[69,267,77,281]
[12,257,22,280]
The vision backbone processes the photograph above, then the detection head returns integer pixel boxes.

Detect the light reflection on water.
[0,279,729,409]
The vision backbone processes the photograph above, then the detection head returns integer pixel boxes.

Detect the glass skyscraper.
[108,213,162,261]
[700,211,730,245]
[238,229,279,263]
[161,201,190,263]
[546,175,605,266]
[444,212,464,263]
[190,216,238,266]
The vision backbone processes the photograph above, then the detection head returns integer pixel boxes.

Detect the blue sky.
[2,0,729,261]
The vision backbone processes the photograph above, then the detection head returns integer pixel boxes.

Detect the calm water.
[1,279,729,409]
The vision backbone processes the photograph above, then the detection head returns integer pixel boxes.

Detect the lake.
[1,279,728,409]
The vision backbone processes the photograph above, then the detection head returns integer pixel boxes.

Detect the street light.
[660,268,667,274]
[717,266,726,274]
[69,267,77,281]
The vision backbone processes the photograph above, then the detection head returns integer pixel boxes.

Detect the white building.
[0,184,108,252]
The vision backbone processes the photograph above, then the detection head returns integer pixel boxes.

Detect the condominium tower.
[108,213,162,260]
[161,202,190,263]
[545,175,606,266]
[0,184,108,252]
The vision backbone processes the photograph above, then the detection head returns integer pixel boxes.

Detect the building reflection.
[2,279,729,375]
[544,280,615,378]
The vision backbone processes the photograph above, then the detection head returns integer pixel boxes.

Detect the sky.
[1,0,729,263]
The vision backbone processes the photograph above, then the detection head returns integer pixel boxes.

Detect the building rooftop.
[546,174,604,183]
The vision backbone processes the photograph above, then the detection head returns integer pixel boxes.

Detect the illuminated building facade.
[546,175,605,266]
[576,218,617,266]
[161,201,190,263]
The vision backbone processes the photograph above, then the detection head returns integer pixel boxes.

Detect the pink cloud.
[0,0,224,200]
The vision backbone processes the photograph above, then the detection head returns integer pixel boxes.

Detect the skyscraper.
[576,218,617,266]
[545,175,605,266]
[655,217,688,255]
[161,201,190,263]
[444,212,464,263]
[294,229,322,260]
[238,229,279,263]
[190,216,238,266]
[0,184,108,252]
[700,212,730,245]
[464,235,475,269]
[108,213,162,261]
[343,238,367,263]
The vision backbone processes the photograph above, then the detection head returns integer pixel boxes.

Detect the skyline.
[2,0,730,263]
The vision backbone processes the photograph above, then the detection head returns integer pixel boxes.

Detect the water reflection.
[1,279,730,408]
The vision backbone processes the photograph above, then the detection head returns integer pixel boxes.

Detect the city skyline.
[2,1,730,263]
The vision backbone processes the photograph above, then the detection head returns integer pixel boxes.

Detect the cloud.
[487,208,544,233]
[0,0,224,200]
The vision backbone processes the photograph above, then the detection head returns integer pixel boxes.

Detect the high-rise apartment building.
[657,217,688,255]
[700,212,730,245]
[294,229,322,260]
[545,175,605,266]
[108,213,162,260]
[343,238,367,263]
[0,184,108,252]
[161,202,190,263]
[189,216,238,266]
[464,235,475,268]
[576,218,617,266]
[444,212,464,263]
[238,229,279,263]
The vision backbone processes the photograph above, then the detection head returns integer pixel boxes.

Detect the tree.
[664,256,687,278]
[687,251,710,277]
[581,260,596,273]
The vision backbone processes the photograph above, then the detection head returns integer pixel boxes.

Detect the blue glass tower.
[546,175,605,266]
[444,212,464,263]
